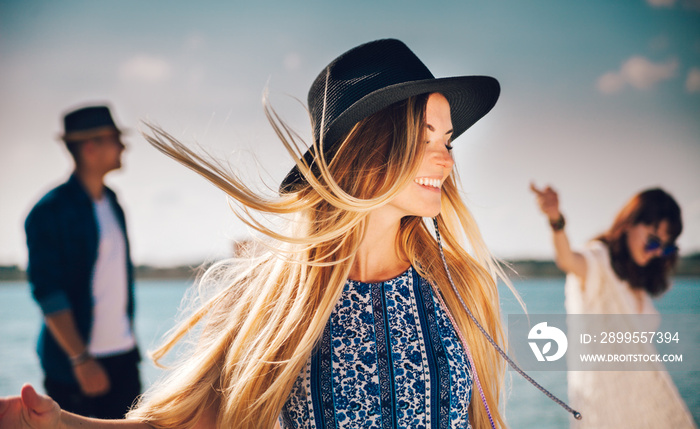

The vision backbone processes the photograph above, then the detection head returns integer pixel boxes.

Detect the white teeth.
[414,178,441,188]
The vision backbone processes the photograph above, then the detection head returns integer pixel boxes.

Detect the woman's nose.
[430,143,454,168]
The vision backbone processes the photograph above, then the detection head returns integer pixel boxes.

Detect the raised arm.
[530,183,587,281]
[0,385,149,429]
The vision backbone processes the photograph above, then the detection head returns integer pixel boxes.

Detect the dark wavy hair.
[596,188,682,296]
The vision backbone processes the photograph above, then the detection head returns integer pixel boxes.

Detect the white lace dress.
[564,240,696,428]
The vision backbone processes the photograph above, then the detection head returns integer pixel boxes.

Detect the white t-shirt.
[88,196,136,357]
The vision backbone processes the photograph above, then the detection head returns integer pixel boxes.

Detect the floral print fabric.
[281,267,472,429]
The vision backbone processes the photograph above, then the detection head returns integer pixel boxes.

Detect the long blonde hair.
[128,93,512,429]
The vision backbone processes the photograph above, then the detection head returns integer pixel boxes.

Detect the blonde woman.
[1,39,575,429]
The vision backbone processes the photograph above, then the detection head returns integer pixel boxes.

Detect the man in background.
[24,104,140,418]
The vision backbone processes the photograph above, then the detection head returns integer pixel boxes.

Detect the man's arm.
[25,202,108,396]
[44,311,109,396]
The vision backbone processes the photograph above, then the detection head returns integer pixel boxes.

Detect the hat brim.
[280,75,499,192]
[60,126,125,143]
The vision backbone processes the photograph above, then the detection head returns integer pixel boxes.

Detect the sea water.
[1,277,697,427]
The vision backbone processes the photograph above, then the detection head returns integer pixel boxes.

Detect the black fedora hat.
[280,38,500,193]
[61,105,123,143]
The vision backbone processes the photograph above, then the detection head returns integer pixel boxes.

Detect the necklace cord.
[431,217,582,422]
[431,271,497,429]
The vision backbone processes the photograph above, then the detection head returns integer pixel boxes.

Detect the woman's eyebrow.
[426,123,454,135]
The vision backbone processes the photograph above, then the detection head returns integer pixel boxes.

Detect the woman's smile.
[414,176,443,190]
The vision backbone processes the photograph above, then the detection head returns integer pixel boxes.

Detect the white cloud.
[596,56,678,94]
[119,55,171,83]
[622,57,678,89]
[647,0,675,6]
[686,68,700,93]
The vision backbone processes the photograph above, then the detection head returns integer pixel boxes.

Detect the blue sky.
[1,0,699,266]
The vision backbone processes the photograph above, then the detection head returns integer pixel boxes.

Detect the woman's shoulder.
[584,239,607,252]
[573,240,615,292]
[581,240,611,266]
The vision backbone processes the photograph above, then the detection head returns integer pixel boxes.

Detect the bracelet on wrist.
[549,214,566,231]
[69,350,93,366]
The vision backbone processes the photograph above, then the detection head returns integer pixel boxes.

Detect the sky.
[1,0,699,267]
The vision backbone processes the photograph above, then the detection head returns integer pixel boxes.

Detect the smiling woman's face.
[382,92,455,220]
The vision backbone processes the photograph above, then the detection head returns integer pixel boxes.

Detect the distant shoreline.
[0,264,207,282]
[505,257,700,278]
[3,255,700,281]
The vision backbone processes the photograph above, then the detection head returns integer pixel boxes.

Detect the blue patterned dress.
[281,267,473,429]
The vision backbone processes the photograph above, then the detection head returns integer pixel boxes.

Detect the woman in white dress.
[531,184,696,428]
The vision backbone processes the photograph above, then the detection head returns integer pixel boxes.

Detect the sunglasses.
[644,235,678,257]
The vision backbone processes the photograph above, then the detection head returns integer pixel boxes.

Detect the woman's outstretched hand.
[530,182,561,221]
[0,385,60,429]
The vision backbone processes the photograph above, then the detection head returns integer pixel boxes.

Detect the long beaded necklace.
[431,218,582,428]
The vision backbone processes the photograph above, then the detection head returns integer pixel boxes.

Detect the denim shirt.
[25,173,136,384]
